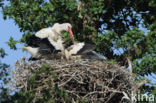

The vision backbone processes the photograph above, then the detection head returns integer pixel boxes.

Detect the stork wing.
[25,35,41,47]
[38,38,61,54]
[76,43,96,55]
[38,47,61,54]
[35,28,52,38]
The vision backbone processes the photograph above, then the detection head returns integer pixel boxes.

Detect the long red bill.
[67,28,74,43]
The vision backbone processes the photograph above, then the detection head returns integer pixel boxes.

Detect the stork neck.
[51,23,65,35]
[51,28,62,36]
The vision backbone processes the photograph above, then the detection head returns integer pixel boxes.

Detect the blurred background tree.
[0,0,155,102]
[0,48,10,102]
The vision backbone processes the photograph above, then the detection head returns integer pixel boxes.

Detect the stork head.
[53,23,75,43]
[63,23,74,43]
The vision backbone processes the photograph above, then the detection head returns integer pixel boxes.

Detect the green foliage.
[116,27,145,49]
[94,31,118,59]
[0,0,4,7]
[0,48,10,103]
[19,32,33,43]
[133,54,156,76]
[62,31,73,46]
[0,0,156,102]
[0,48,7,58]
[6,37,18,50]
[41,63,51,72]
[55,84,72,103]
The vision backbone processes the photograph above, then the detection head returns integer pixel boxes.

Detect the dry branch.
[9,58,147,103]
[127,58,148,103]
[127,58,133,74]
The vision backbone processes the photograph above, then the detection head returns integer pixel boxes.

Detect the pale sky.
[0,9,30,68]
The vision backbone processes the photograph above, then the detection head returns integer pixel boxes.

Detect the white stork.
[64,42,107,60]
[35,23,74,50]
[22,23,74,60]
[22,22,106,60]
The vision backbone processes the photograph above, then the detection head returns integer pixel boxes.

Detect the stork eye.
[68,26,70,29]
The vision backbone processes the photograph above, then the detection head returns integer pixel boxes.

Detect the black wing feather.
[26,35,61,55]
[76,43,96,55]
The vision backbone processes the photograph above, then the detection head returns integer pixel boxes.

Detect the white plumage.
[35,23,72,38]
[66,42,85,55]
[22,46,40,58]
[23,23,74,60]
[23,22,106,60]
[35,23,74,51]
[35,28,53,39]
[64,42,85,59]
[64,42,107,60]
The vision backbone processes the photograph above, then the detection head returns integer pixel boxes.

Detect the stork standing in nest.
[22,23,106,60]
[22,23,74,60]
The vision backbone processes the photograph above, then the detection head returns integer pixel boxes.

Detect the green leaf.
[6,37,18,50]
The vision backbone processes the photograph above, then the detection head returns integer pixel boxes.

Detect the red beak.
[67,28,74,43]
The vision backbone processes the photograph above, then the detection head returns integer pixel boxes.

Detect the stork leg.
[65,49,70,60]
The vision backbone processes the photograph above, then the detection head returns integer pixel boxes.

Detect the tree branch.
[136,79,148,89]
[127,57,132,74]
[117,35,150,66]
[77,0,83,19]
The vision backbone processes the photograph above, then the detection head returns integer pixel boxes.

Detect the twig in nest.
[58,71,78,87]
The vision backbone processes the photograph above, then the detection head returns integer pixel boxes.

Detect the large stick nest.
[10,58,136,103]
